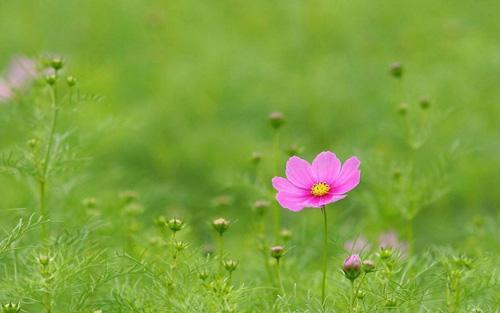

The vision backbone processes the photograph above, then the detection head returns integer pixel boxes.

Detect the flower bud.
[250,152,262,165]
[389,62,403,78]
[362,259,375,273]
[50,58,64,71]
[202,244,215,257]
[222,259,239,273]
[280,229,292,242]
[269,111,285,129]
[119,190,139,203]
[198,270,209,281]
[379,247,393,260]
[212,218,230,235]
[1,302,20,313]
[419,96,430,109]
[396,102,408,115]
[343,255,362,281]
[252,200,269,216]
[166,218,185,233]
[45,74,57,85]
[270,245,285,261]
[27,138,39,149]
[66,76,77,87]
[285,143,302,157]
[385,298,397,308]
[93,311,103,313]
[36,254,50,267]
[82,197,97,209]
[356,290,365,299]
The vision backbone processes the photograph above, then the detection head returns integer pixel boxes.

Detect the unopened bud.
[36,254,50,267]
[250,152,262,165]
[222,259,239,273]
[285,143,302,156]
[154,215,167,227]
[1,302,21,313]
[166,218,185,233]
[27,138,39,149]
[212,218,230,235]
[419,96,430,109]
[356,290,365,299]
[198,270,209,281]
[343,255,362,281]
[379,247,393,260]
[82,197,97,208]
[45,74,57,85]
[252,200,269,216]
[280,229,292,242]
[270,245,285,261]
[269,111,285,129]
[396,102,408,115]
[119,190,139,203]
[66,76,76,87]
[362,259,375,273]
[389,62,403,78]
[50,58,64,71]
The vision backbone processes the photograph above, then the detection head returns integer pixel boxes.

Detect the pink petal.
[285,156,315,188]
[276,192,307,212]
[335,156,361,186]
[311,151,341,184]
[333,170,360,194]
[272,177,306,194]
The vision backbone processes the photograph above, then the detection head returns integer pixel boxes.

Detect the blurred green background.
[1,0,499,251]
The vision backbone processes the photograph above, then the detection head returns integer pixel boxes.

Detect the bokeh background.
[1,0,499,253]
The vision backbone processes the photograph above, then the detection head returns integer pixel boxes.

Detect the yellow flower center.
[311,182,331,197]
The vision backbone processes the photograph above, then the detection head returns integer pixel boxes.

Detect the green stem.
[273,130,281,237]
[219,234,224,274]
[321,206,328,308]
[39,83,59,243]
[350,280,355,313]
[276,259,285,296]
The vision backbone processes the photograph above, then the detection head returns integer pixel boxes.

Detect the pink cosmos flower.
[272,151,361,211]
[0,79,12,103]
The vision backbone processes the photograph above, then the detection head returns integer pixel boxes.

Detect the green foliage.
[0,0,499,312]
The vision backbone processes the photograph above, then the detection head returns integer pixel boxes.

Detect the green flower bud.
[250,152,262,165]
[82,197,97,208]
[166,218,185,233]
[66,76,77,87]
[280,229,292,242]
[389,62,403,78]
[270,245,285,261]
[269,111,285,129]
[1,302,20,313]
[198,270,209,281]
[36,254,50,267]
[119,190,139,203]
[379,247,393,260]
[212,218,230,235]
[27,138,39,149]
[362,259,375,273]
[50,58,64,71]
[396,102,409,115]
[356,290,365,299]
[252,200,269,216]
[45,74,57,85]
[419,96,430,109]
[222,259,239,273]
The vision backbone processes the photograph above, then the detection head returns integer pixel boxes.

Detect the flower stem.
[39,83,58,246]
[350,280,355,313]
[276,259,285,297]
[321,206,328,308]
[273,129,281,237]
[219,234,224,274]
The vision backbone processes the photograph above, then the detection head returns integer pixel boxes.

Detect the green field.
[0,1,499,312]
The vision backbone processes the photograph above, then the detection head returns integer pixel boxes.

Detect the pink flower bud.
[343,254,362,281]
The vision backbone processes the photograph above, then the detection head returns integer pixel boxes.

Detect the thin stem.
[272,129,281,237]
[276,259,285,297]
[219,234,224,274]
[321,206,328,308]
[39,83,59,243]
[350,280,355,313]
